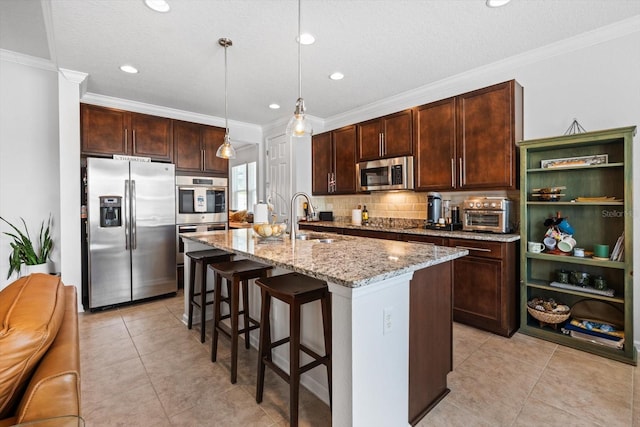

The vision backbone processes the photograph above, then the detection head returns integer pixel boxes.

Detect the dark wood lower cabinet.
[409,262,452,425]
[450,239,518,337]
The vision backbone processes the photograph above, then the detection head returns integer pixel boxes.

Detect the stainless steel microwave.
[356,156,414,192]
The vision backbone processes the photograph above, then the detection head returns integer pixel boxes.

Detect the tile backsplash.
[311,190,520,228]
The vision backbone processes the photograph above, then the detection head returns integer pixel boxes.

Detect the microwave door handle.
[131,180,137,250]
[124,180,130,250]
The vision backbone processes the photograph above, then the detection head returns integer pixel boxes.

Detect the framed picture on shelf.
[541,154,608,169]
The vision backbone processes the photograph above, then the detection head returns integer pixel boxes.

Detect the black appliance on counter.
[424,192,463,231]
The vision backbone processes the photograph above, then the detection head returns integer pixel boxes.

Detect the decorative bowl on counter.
[252,223,287,239]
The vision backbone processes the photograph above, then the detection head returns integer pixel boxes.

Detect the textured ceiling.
[2,0,640,126]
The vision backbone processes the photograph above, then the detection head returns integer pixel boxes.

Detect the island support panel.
[409,261,453,425]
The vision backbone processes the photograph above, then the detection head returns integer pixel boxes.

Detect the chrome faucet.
[289,192,316,240]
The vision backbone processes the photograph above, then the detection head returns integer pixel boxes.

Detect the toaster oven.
[462,197,514,233]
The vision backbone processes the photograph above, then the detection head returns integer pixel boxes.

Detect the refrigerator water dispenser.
[99,196,122,227]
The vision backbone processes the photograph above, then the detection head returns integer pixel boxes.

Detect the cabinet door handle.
[124,129,128,152]
[132,129,136,153]
[455,245,491,253]
[378,133,383,157]
[407,240,435,245]
[459,158,463,186]
[201,149,205,170]
[451,158,455,188]
[381,133,386,156]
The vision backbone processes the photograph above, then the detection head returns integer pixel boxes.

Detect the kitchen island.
[181,228,468,426]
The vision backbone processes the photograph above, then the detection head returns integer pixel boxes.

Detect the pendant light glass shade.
[287,0,312,138]
[216,132,236,159]
[216,38,236,159]
[286,98,312,137]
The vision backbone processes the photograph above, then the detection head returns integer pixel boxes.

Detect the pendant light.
[216,37,236,159]
[286,0,312,137]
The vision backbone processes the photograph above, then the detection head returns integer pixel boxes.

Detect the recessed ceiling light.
[486,0,511,7]
[269,103,281,110]
[297,33,315,45]
[329,72,344,81]
[144,0,170,12]
[120,64,139,74]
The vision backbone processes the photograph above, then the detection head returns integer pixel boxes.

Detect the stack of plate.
[531,186,566,201]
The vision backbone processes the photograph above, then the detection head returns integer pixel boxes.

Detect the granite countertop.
[181,228,468,288]
[299,221,521,243]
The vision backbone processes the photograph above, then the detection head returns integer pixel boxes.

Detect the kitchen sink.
[295,233,339,243]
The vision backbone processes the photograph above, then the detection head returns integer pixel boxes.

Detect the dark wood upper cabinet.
[173,120,202,171]
[129,112,173,161]
[332,125,357,194]
[80,104,173,162]
[312,125,357,195]
[81,105,128,157]
[201,126,228,175]
[414,80,523,191]
[457,80,522,189]
[414,98,457,191]
[312,132,332,195]
[357,109,413,162]
[173,120,228,176]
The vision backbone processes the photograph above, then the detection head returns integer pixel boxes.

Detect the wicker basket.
[527,306,570,324]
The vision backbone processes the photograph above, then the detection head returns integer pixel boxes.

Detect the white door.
[265,133,291,227]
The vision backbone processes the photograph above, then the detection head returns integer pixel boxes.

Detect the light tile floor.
[79,292,639,426]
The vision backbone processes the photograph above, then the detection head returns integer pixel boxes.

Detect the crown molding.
[59,68,88,84]
[320,16,640,133]
[81,92,263,145]
[0,49,56,72]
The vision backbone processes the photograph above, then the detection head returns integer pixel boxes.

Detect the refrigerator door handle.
[124,179,130,250]
[131,180,137,250]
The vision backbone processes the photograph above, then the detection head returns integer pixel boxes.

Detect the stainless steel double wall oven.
[175,175,228,266]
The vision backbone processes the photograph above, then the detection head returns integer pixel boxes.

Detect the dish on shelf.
[533,186,566,194]
[531,186,566,201]
[531,193,565,201]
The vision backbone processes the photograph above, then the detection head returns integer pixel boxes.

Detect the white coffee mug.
[528,241,544,253]
[557,236,576,253]
[543,237,557,251]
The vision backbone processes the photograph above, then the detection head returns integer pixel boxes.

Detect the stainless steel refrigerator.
[87,157,176,309]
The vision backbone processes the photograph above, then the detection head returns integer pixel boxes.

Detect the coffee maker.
[425,192,462,231]
[426,192,441,224]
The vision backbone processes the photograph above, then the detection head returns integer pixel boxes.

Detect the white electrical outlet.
[383,306,393,335]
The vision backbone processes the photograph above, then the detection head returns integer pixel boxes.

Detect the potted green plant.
[0,215,53,279]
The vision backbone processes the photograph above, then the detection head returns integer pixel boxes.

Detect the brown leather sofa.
[0,273,81,426]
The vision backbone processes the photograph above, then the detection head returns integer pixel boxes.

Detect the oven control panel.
[464,197,510,211]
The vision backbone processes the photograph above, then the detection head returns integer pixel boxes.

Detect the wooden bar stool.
[210,259,273,383]
[186,249,234,343]
[255,272,332,427]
